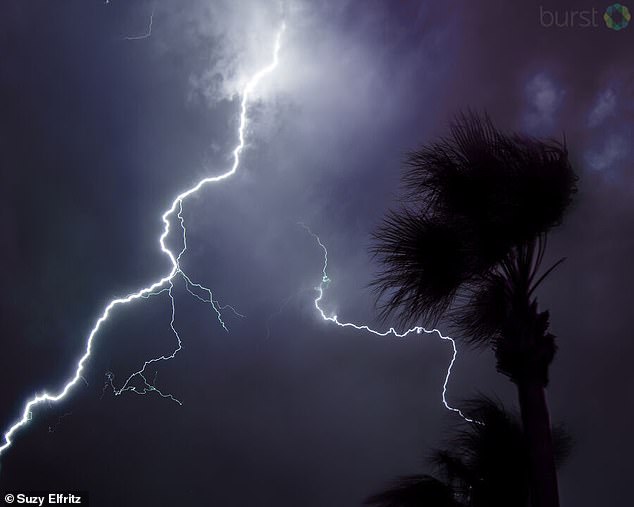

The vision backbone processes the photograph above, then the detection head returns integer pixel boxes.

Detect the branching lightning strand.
[0,23,286,457]
[299,224,476,424]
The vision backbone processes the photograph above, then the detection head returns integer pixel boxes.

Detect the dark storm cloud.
[0,1,632,506]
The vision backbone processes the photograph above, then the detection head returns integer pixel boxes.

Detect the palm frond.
[365,475,463,507]
[371,211,473,326]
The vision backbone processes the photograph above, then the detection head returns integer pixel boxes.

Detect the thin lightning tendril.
[0,24,286,457]
[124,5,155,41]
[47,412,73,434]
[299,223,476,424]
[265,289,311,339]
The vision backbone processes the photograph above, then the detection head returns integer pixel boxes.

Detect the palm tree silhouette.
[372,113,576,507]
[365,398,572,507]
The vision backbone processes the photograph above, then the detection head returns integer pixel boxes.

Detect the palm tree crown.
[372,112,576,383]
[372,112,577,507]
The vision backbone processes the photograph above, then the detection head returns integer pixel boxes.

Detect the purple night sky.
[0,1,632,505]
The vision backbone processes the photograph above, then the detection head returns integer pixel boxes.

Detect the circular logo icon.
[604,3,631,30]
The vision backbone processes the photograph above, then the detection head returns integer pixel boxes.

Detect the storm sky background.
[0,0,633,505]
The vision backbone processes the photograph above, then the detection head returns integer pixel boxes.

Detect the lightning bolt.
[0,23,286,457]
[299,224,477,424]
[123,4,155,41]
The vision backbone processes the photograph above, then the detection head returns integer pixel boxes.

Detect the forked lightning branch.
[0,24,285,457]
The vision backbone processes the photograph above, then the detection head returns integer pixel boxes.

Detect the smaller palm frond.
[365,397,573,507]
[365,475,462,507]
[371,211,474,325]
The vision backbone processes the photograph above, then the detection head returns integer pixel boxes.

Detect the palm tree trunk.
[517,381,559,507]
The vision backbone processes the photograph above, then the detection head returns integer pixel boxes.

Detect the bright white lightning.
[0,23,286,457]
[300,224,476,424]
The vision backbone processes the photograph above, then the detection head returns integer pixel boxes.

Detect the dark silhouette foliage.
[365,398,572,507]
[372,112,577,507]
[365,475,460,507]
[372,112,576,333]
